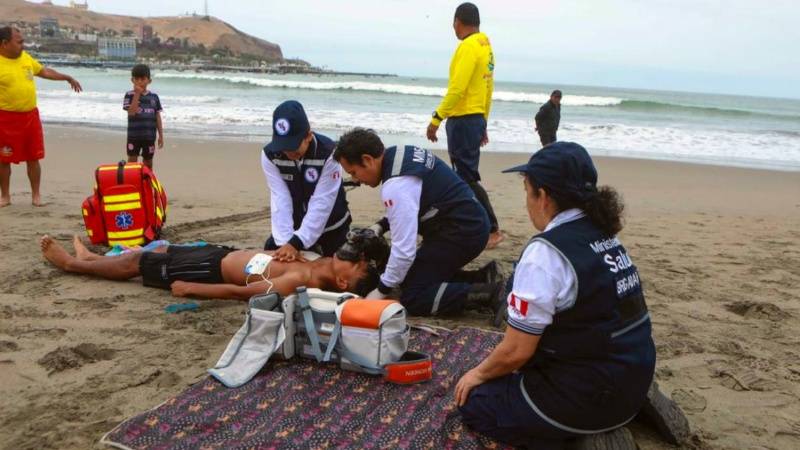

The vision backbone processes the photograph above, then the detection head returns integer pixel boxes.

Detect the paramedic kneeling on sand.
[334,128,500,316]
[455,142,656,448]
[262,100,351,261]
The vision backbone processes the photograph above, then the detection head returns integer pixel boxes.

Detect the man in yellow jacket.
[427,2,502,249]
[0,26,82,207]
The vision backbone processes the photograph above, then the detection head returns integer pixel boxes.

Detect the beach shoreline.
[0,125,799,449]
[38,122,800,173]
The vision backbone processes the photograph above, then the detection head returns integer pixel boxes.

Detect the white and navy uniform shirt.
[261,133,349,250]
[377,145,487,292]
[507,208,655,433]
[379,174,422,289]
[506,208,582,335]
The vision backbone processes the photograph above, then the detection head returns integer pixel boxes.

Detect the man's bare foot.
[485,231,505,250]
[41,235,75,270]
[0,197,9,207]
[32,194,43,207]
[73,235,100,261]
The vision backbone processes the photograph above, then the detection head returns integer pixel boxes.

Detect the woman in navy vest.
[455,142,656,448]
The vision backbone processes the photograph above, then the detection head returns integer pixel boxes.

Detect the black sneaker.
[637,381,691,445]
[481,260,499,284]
[491,274,507,328]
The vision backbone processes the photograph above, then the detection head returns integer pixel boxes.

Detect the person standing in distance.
[426,3,503,249]
[535,90,562,147]
[123,64,164,170]
[261,100,351,262]
[0,26,82,207]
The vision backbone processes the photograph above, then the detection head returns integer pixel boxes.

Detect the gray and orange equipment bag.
[82,161,167,247]
[209,287,433,388]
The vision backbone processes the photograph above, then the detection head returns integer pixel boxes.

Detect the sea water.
[37,68,800,171]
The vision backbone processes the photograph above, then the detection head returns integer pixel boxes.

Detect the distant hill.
[0,0,284,61]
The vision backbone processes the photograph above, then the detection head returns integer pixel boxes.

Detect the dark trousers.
[263,218,351,257]
[399,223,489,316]
[539,130,557,147]
[459,373,576,449]
[445,114,499,233]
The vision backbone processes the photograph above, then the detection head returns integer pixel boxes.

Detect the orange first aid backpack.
[82,161,167,247]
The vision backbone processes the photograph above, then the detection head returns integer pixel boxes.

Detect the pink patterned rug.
[101,327,510,450]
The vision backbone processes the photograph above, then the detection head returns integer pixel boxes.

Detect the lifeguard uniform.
[430,31,498,233]
[459,208,656,447]
[0,50,45,164]
[374,145,489,315]
[261,132,351,256]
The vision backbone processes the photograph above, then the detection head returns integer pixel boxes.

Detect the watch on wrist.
[432,111,443,122]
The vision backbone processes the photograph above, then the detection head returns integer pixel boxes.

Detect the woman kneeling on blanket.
[455,142,656,448]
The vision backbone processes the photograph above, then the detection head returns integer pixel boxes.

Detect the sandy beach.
[1,125,799,449]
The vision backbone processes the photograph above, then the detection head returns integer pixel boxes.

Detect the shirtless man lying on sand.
[40,229,388,300]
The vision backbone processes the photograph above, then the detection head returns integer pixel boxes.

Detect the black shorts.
[139,245,235,289]
[127,139,156,160]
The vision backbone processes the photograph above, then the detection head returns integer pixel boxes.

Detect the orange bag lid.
[339,299,401,329]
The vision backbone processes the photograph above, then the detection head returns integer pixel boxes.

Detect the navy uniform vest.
[520,216,655,432]
[264,133,350,237]
[380,145,488,239]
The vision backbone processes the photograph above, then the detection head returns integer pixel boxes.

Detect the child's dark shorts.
[139,245,235,289]
[127,139,156,160]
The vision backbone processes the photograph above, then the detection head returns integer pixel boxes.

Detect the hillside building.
[140,25,153,43]
[98,37,136,60]
[40,18,60,38]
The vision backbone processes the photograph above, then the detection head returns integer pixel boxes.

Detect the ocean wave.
[38,90,224,104]
[155,72,622,106]
[35,92,800,169]
[610,99,800,121]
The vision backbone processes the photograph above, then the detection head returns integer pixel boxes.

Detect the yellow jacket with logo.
[431,32,494,126]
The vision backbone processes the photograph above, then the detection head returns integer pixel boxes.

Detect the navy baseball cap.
[264,100,311,154]
[502,142,598,201]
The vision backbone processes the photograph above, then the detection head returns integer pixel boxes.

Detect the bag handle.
[297,287,325,362]
[116,160,126,185]
[322,320,341,362]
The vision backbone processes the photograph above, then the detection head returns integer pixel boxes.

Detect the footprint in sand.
[712,340,746,357]
[657,339,705,358]
[672,389,707,413]
[37,343,116,374]
[0,341,19,352]
[724,301,790,321]
[712,368,776,392]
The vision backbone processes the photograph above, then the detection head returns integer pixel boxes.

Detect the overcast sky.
[63,0,800,98]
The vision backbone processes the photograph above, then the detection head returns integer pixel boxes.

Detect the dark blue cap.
[502,142,598,202]
[264,100,311,154]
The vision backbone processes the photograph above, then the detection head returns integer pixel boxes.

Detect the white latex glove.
[366,288,389,299]
[369,222,386,237]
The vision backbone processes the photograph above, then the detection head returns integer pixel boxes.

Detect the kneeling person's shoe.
[490,274,507,328]
[465,281,500,310]
[464,278,507,327]
[477,260,500,284]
